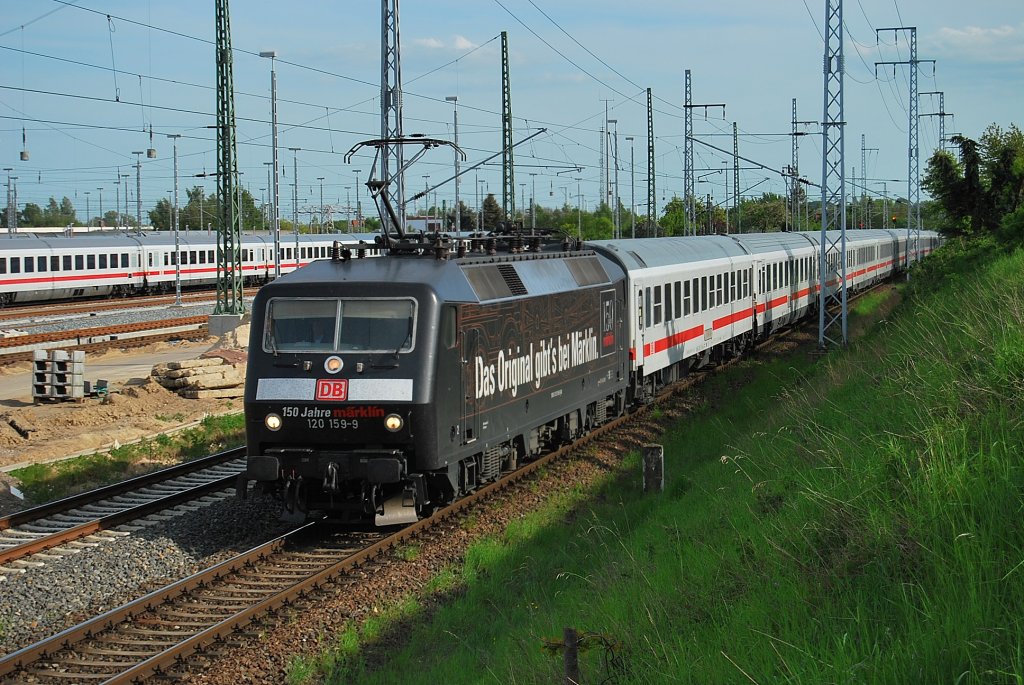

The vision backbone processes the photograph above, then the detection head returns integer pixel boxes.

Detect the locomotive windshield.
[264,298,416,353]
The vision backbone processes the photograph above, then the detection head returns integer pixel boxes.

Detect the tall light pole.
[353,168,362,228]
[132,151,144,234]
[608,119,621,238]
[4,168,14,234]
[477,177,485,230]
[317,177,325,232]
[288,147,300,267]
[122,173,130,229]
[167,134,183,305]
[96,188,104,227]
[422,175,430,217]
[446,96,460,233]
[529,172,537,231]
[625,136,635,239]
[880,181,889,229]
[723,160,730,234]
[519,182,526,223]
[84,192,91,228]
[260,50,281,278]
[576,177,582,240]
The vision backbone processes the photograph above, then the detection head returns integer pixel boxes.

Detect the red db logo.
[315,379,348,401]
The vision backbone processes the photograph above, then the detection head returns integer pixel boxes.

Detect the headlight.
[265,413,283,431]
[324,356,344,374]
[384,413,404,432]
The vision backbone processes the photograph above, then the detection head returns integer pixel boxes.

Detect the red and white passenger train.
[0,231,377,306]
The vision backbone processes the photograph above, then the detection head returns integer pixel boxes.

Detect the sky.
[1,0,1022,225]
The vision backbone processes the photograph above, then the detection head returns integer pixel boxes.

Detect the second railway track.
[0,448,246,575]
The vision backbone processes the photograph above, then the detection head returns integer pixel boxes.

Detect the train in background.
[241,226,941,525]
[0,230,382,306]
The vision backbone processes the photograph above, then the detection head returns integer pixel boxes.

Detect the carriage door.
[636,287,646,367]
[752,260,764,338]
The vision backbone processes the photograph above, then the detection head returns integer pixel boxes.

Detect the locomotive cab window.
[265,298,416,354]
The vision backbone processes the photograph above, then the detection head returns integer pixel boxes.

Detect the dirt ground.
[0,329,249,513]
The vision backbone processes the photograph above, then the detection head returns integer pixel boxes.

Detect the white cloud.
[414,37,445,49]
[412,35,479,51]
[931,23,1024,62]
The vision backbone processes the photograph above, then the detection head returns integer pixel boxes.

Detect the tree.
[739,193,787,232]
[149,198,176,230]
[923,123,1024,236]
[445,200,477,232]
[176,186,218,232]
[20,203,43,227]
[101,210,121,227]
[481,193,504,230]
[659,196,687,236]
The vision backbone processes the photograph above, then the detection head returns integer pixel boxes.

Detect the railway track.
[0,316,210,365]
[0,288,260,324]
[0,391,645,683]
[0,448,246,577]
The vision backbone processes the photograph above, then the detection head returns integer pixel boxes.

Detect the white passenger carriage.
[591,228,940,401]
[0,231,382,306]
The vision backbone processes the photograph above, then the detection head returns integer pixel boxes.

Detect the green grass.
[10,413,245,503]
[288,240,1024,685]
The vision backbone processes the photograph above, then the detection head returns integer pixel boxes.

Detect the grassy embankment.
[293,238,1024,684]
[10,413,246,504]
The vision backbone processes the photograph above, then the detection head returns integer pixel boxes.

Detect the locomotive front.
[243,257,449,524]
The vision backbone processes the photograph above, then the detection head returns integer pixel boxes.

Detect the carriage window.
[700,276,708,312]
[0,257,6,274]
[38,256,47,272]
[653,285,663,326]
[88,255,96,269]
[674,281,682,319]
[24,257,33,273]
[51,256,60,271]
[663,284,671,323]
[100,254,109,269]
[683,280,691,316]
[199,251,206,265]
[644,287,651,327]
[10,257,20,274]
[730,271,737,302]
[716,273,723,307]
[265,298,416,354]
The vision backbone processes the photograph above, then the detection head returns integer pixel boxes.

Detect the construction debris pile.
[151,349,247,399]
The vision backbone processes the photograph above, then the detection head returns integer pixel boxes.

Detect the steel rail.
[0,449,244,566]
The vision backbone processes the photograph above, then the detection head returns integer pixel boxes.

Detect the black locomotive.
[243,233,629,523]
